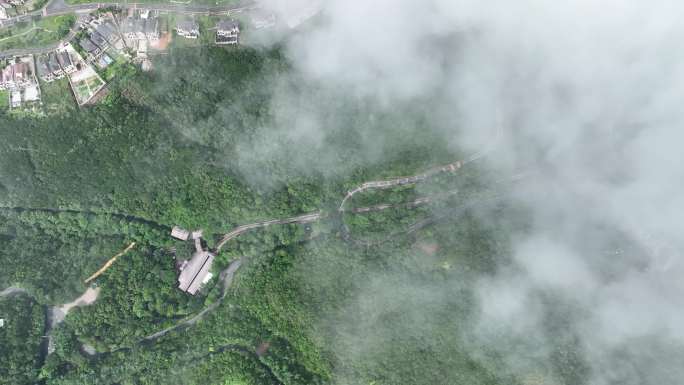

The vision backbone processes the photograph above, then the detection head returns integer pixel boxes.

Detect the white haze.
[261,0,684,383]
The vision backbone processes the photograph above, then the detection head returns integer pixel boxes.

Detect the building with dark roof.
[36,54,54,82]
[95,22,120,45]
[80,38,100,55]
[57,51,75,74]
[47,52,64,77]
[89,31,108,49]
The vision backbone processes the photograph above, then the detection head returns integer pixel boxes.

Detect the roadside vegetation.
[0,15,75,51]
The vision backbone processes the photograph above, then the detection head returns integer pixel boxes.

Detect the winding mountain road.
[215,212,322,251]
[338,160,465,212]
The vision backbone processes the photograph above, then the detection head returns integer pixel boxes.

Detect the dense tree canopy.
[0,46,590,385]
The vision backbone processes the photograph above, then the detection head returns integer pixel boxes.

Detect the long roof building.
[177,250,215,295]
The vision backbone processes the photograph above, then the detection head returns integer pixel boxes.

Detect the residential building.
[122,16,159,42]
[0,56,40,108]
[144,17,159,41]
[216,19,239,45]
[122,18,145,41]
[57,51,76,74]
[7,0,24,5]
[79,38,100,58]
[176,19,199,39]
[89,31,108,50]
[48,52,64,78]
[36,54,55,82]
[95,21,121,46]
[0,7,7,20]
[0,61,32,90]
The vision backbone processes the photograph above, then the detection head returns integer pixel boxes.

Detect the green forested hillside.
[0,294,45,385]
[0,46,577,385]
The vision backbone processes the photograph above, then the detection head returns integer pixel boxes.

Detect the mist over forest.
[0,1,682,384]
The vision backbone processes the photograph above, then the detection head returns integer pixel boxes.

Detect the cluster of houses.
[3,44,106,108]
[78,15,124,69]
[0,8,278,110]
[121,10,160,44]
[171,226,215,295]
[174,18,241,45]
[35,49,75,82]
[0,0,25,21]
[0,55,40,108]
[35,43,106,105]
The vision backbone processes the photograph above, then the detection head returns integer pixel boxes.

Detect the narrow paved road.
[338,160,464,211]
[350,189,460,214]
[47,0,257,16]
[215,212,322,251]
[0,286,29,297]
[0,0,257,29]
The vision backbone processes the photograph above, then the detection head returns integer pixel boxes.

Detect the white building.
[176,20,199,39]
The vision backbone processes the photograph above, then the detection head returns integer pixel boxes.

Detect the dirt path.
[50,287,100,327]
[84,242,136,284]
[0,27,41,42]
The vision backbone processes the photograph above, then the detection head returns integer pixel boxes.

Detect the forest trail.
[84,242,137,283]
